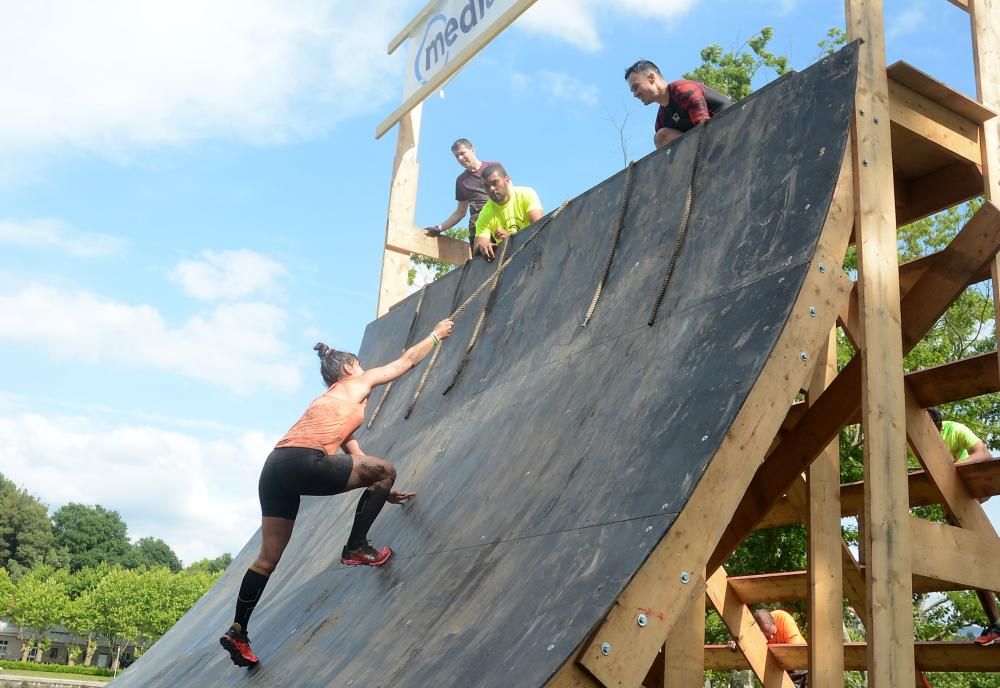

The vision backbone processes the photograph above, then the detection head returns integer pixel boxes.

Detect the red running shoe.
[976,625,1000,646]
[220,626,259,667]
[341,542,393,567]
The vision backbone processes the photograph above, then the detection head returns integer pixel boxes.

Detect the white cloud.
[0,0,412,158]
[513,70,600,106]
[170,249,288,302]
[0,284,301,393]
[518,0,695,52]
[0,218,123,257]
[0,412,270,565]
[888,7,927,39]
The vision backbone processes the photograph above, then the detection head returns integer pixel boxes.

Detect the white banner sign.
[377,0,537,138]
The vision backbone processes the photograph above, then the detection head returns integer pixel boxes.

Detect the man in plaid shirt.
[625,59,732,149]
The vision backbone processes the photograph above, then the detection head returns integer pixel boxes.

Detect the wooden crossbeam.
[705,569,796,688]
[910,517,1000,592]
[712,201,1000,573]
[728,570,967,604]
[757,455,1000,530]
[705,642,1000,672]
[888,79,982,166]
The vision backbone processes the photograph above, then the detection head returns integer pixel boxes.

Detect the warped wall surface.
[113,45,858,688]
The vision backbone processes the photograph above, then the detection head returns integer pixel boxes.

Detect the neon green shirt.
[941,420,981,462]
[475,186,543,242]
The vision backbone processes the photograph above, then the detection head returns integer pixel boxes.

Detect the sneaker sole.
[341,549,393,567]
[220,636,258,668]
[976,637,1000,647]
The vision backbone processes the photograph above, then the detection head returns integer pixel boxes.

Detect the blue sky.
[0,0,990,565]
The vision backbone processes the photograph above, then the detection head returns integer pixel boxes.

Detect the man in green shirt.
[474,163,543,261]
[927,407,990,462]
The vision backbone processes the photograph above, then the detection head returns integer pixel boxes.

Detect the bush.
[0,659,115,677]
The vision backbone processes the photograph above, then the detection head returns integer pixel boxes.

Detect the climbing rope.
[648,124,707,327]
[366,285,426,428]
[401,201,571,417]
[442,239,509,396]
[582,161,635,327]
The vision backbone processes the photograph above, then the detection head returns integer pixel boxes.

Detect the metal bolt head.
[680,571,691,584]
[818,263,826,273]
[601,642,612,656]
[873,117,880,124]
[863,159,870,167]
[800,352,809,361]
[637,613,648,628]
[859,107,865,116]
[809,307,817,317]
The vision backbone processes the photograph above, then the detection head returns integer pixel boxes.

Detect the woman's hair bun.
[314,342,331,358]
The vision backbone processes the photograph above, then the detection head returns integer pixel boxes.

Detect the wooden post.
[377,104,422,316]
[807,329,845,687]
[845,1,915,686]
[664,575,705,688]
[969,0,1000,377]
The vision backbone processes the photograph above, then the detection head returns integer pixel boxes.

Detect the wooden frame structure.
[372,0,999,684]
[538,1,1000,686]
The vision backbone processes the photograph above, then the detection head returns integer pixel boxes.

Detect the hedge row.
[0,659,115,677]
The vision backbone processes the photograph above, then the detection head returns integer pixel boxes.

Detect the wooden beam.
[947,0,970,11]
[705,569,796,688]
[910,517,1000,592]
[728,569,967,604]
[706,642,1000,672]
[888,62,997,124]
[888,79,981,165]
[714,201,1000,570]
[386,224,471,266]
[664,578,705,688]
[555,159,856,688]
[849,3,910,682]
[807,330,845,687]
[378,105,422,316]
[895,161,983,226]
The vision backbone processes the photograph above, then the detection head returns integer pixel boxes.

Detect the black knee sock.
[233,569,269,632]
[346,487,390,551]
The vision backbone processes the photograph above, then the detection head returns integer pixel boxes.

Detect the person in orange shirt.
[753,609,808,687]
[219,318,454,669]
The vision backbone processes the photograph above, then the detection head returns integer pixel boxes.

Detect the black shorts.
[258,446,354,520]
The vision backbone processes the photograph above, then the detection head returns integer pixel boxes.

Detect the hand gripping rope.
[367,259,474,429]
[402,201,571,419]
[582,160,636,327]
[648,123,707,327]
[366,285,427,429]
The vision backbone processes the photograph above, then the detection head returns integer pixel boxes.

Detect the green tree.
[52,503,132,572]
[683,27,790,101]
[89,565,144,671]
[8,568,69,662]
[186,552,232,574]
[125,537,182,573]
[0,474,57,575]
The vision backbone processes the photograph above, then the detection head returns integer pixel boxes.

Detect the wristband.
[430,333,440,346]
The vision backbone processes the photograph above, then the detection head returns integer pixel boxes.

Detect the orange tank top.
[275,385,367,455]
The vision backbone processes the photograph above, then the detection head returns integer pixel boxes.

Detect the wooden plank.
[888,79,981,165]
[907,351,1000,407]
[716,201,1000,567]
[386,224,471,266]
[895,161,983,225]
[378,106,422,316]
[970,0,1000,388]
[888,62,996,123]
[375,0,540,138]
[387,0,438,55]
[947,0,970,10]
[705,569,796,688]
[664,578,705,688]
[909,516,1000,592]
[706,642,1000,672]
[567,168,856,687]
[728,569,967,604]
[904,383,997,532]
[849,3,912,682]
[807,332,845,687]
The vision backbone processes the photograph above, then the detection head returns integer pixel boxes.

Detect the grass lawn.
[0,667,112,683]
